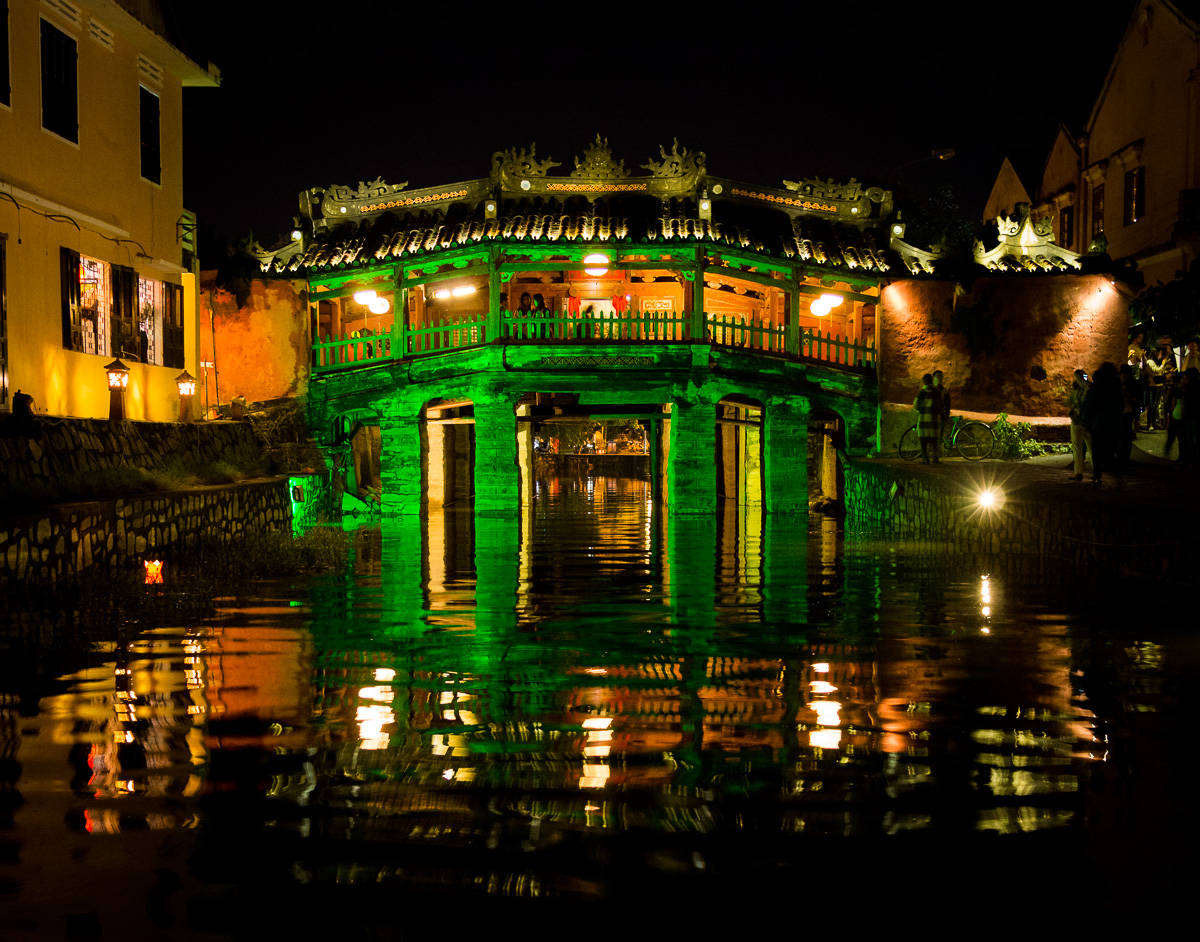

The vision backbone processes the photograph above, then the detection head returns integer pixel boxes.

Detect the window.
[1124,167,1146,225]
[2,2,11,108]
[61,250,113,356]
[1059,206,1074,248]
[40,18,77,143]
[1091,185,1105,237]
[163,282,184,369]
[139,86,160,183]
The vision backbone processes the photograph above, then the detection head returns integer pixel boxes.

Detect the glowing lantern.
[104,358,130,389]
[353,289,377,306]
[144,560,164,584]
[451,285,476,298]
[433,289,451,301]
[104,358,130,421]
[368,296,390,314]
[584,253,609,276]
[174,370,196,397]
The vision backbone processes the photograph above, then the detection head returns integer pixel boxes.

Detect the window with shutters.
[139,86,160,183]
[163,283,184,369]
[41,18,77,143]
[61,250,112,356]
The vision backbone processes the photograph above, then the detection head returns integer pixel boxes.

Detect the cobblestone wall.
[844,460,1190,577]
[0,417,262,490]
[0,479,293,585]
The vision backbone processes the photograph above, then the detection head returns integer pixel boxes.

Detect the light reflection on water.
[0,474,1190,930]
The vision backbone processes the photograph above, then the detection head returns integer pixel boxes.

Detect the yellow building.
[0,0,217,419]
[1031,1,1200,287]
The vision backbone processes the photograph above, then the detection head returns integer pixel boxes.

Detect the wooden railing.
[502,310,688,342]
[312,310,875,374]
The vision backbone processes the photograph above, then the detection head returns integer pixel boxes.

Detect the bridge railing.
[502,309,689,342]
[312,310,874,373]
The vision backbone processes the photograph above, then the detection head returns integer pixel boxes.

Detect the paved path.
[870,429,1196,511]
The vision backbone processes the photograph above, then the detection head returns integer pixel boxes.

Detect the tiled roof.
[262,207,899,276]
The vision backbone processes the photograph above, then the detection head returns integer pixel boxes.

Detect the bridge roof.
[256,137,918,280]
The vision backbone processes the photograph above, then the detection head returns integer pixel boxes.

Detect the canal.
[0,471,1192,934]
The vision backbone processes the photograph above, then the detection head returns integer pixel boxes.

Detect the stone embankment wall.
[0,417,262,490]
[844,460,1189,576]
[0,479,292,585]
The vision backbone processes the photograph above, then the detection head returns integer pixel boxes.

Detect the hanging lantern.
[583,253,609,276]
[368,296,390,315]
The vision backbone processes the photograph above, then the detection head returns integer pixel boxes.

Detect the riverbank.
[845,428,1193,577]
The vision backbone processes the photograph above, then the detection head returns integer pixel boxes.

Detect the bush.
[992,413,1052,459]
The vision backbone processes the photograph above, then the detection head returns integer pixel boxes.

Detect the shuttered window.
[41,18,77,143]
[139,86,160,183]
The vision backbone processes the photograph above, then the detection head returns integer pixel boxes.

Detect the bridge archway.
[422,398,476,509]
[808,407,846,511]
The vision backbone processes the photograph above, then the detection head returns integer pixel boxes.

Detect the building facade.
[0,0,217,419]
[1030,0,1200,287]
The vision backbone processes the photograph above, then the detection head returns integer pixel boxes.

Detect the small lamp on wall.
[104,358,130,421]
[175,369,196,423]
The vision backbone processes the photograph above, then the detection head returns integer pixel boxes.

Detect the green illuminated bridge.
[258,138,923,516]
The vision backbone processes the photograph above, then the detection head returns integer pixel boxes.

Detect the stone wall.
[844,459,1191,577]
[199,275,310,409]
[0,416,262,491]
[879,276,1128,416]
[0,478,292,585]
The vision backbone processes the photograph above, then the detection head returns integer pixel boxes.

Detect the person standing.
[1067,369,1091,481]
[932,370,951,459]
[914,373,939,464]
[1083,362,1125,485]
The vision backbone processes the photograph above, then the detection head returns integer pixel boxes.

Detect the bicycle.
[898,416,995,461]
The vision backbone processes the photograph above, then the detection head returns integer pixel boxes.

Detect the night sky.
[180,3,1135,256]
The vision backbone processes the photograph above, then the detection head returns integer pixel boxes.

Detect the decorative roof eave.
[974,209,1083,272]
[889,235,940,275]
[259,216,899,279]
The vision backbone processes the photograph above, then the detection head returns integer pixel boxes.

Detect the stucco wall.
[880,276,1128,416]
[199,276,309,408]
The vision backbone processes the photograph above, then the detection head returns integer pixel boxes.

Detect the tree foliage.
[1130,267,1200,343]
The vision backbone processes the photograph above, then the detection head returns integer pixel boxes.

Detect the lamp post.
[175,369,196,423]
[104,358,130,421]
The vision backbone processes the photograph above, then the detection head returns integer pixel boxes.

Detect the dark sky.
[180,3,1134,254]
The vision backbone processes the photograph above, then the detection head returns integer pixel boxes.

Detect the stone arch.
[715,394,764,507]
[421,397,476,509]
[808,406,846,513]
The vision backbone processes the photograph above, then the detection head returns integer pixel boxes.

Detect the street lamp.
[175,369,196,422]
[104,358,130,421]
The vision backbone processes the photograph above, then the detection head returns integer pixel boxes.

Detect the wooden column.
[487,246,502,342]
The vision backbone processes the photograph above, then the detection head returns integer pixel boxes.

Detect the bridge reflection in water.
[9,472,1178,930]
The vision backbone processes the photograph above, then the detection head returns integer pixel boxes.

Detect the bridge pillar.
[666,391,718,514]
[472,397,518,517]
[763,400,809,515]
[378,413,423,515]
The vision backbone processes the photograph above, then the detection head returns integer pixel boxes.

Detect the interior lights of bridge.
[584,253,610,276]
[368,297,390,314]
[809,293,844,317]
[353,289,377,305]
[451,284,477,297]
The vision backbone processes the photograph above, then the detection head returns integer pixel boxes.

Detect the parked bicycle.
[898,415,995,461]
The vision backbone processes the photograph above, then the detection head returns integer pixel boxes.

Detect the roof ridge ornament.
[641,138,706,178]
[491,143,561,180]
[571,134,628,179]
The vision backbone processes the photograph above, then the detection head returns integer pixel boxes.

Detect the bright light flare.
[353,289,377,305]
[584,253,609,276]
[977,488,1002,509]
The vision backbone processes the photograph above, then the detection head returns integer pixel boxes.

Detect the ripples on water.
[0,475,1192,932]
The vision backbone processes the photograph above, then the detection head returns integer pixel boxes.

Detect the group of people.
[913,370,952,463]
[1067,335,1200,484]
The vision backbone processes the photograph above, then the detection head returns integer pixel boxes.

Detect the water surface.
[0,476,1192,933]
